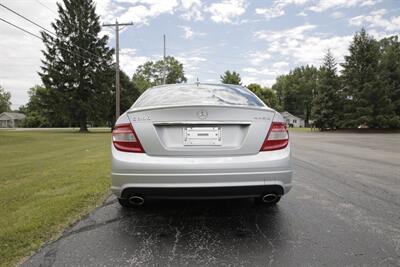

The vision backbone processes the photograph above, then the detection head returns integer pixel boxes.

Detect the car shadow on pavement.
[110,198,288,265]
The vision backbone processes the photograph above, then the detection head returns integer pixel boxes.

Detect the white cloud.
[331,11,345,19]
[242,61,289,77]
[206,0,246,24]
[255,24,352,66]
[242,67,278,76]
[349,9,400,32]
[241,76,276,87]
[310,0,381,12]
[180,0,203,21]
[255,6,284,20]
[297,11,308,17]
[247,51,271,66]
[174,50,208,82]
[255,24,316,41]
[255,0,310,20]
[117,0,179,24]
[119,48,154,77]
[273,61,290,70]
[179,26,205,39]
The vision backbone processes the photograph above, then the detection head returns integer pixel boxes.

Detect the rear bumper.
[120,185,285,199]
[111,145,292,199]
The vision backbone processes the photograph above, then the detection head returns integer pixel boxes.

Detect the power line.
[0,3,55,36]
[34,0,57,15]
[0,16,90,61]
[0,3,107,62]
[0,17,42,40]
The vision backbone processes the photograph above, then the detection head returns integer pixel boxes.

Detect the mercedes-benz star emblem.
[197,110,208,120]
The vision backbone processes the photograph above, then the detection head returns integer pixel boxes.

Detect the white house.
[281,111,305,127]
[0,112,26,128]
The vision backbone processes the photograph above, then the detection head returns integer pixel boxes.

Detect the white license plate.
[183,127,222,146]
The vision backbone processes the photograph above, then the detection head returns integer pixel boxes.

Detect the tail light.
[260,122,289,151]
[112,123,144,153]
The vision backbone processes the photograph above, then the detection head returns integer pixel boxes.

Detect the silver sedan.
[111,83,292,207]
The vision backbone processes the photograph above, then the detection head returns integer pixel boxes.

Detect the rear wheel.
[254,195,281,205]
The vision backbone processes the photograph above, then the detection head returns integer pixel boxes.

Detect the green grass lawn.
[0,130,111,267]
[288,127,312,132]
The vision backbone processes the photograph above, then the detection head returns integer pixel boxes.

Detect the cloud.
[242,61,289,77]
[310,0,381,12]
[117,0,179,24]
[255,24,352,66]
[349,9,400,32]
[331,11,345,19]
[119,48,154,77]
[180,0,203,21]
[206,0,246,24]
[255,6,284,20]
[179,26,205,39]
[241,75,277,87]
[255,24,316,41]
[247,51,271,66]
[297,11,308,17]
[255,0,310,20]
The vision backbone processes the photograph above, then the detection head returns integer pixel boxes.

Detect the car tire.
[254,196,281,205]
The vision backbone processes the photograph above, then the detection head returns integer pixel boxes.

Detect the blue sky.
[1,0,400,108]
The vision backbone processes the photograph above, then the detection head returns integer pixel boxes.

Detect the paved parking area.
[24,132,400,266]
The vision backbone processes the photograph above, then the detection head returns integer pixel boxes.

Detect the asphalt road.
[24,131,400,266]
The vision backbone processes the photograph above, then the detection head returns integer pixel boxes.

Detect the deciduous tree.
[132,56,187,92]
[220,70,242,85]
[0,86,11,113]
[272,66,317,125]
[247,83,279,110]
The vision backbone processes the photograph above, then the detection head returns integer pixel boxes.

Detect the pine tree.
[341,28,392,128]
[40,0,113,132]
[379,36,400,128]
[312,50,341,130]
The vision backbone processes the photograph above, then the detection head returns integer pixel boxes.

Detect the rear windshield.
[132,84,265,108]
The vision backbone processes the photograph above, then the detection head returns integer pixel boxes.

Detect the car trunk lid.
[127,105,275,156]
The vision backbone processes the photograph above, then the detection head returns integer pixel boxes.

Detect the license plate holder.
[183,127,222,146]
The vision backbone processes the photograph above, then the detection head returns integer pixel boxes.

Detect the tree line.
[220,29,400,130]
[2,0,398,130]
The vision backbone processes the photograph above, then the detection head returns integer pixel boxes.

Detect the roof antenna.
[196,77,200,87]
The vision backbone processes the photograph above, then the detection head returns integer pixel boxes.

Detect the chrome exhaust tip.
[128,196,145,206]
[262,194,278,203]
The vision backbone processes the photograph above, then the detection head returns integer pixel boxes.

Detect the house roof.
[281,111,303,120]
[0,112,26,120]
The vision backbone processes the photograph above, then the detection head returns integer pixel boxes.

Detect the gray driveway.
[24,131,400,266]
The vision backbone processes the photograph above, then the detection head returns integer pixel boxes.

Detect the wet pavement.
[24,132,400,266]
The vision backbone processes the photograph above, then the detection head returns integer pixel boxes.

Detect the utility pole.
[103,20,133,120]
[163,34,166,84]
